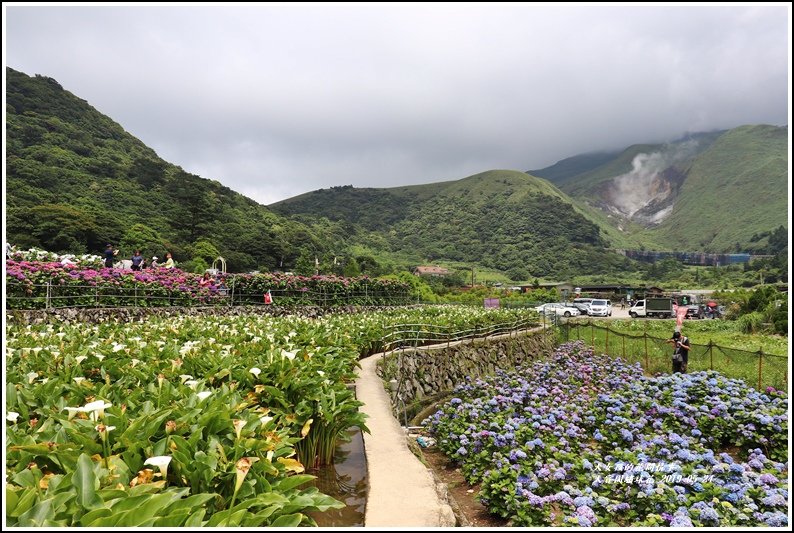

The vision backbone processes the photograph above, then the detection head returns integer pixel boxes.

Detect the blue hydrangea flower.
[698,507,720,524]
[670,514,694,527]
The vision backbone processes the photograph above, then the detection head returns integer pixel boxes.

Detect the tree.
[119,223,168,260]
[165,171,216,241]
[294,249,315,276]
[20,204,102,254]
[130,156,167,190]
[343,257,361,277]
[190,240,221,265]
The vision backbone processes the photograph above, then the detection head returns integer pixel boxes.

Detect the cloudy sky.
[4,3,790,205]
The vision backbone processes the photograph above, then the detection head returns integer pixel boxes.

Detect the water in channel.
[304,426,367,527]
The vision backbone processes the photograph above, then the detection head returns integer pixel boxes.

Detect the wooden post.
[622,334,625,359]
[605,326,609,356]
[644,333,649,370]
[709,341,714,371]
[758,348,763,392]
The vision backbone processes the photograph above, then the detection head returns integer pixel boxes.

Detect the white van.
[588,299,613,317]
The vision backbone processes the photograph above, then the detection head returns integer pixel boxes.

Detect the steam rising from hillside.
[610,140,699,218]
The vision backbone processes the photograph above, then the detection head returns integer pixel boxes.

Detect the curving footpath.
[355,350,457,527]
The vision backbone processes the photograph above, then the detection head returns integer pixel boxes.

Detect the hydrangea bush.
[5,259,412,309]
[423,341,789,527]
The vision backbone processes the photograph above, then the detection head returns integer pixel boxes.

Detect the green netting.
[559,322,787,392]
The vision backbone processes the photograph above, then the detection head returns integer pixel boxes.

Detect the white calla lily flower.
[7,412,20,422]
[144,455,172,481]
[84,400,112,419]
[233,419,247,439]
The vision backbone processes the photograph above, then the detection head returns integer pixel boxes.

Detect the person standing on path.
[666,330,690,374]
[104,244,118,268]
[163,253,175,269]
[130,250,144,271]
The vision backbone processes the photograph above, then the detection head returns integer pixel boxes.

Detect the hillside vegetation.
[4,66,788,283]
[5,67,358,273]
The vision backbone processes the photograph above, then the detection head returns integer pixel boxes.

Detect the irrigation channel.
[304,426,367,527]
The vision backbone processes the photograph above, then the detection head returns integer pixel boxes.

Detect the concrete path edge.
[356,351,457,528]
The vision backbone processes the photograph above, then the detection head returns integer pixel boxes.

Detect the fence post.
[622,334,625,359]
[591,322,595,349]
[605,326,609,356]
[758,348,763,392]
[709,341,714,371]
[46,281,51,310]
[644,332,649,370]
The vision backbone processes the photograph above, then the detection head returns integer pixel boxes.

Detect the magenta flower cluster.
[5,259,412,309]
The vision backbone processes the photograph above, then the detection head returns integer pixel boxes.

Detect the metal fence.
[379,317,544,353]
[558,321,788,392]
[4,280,415,310]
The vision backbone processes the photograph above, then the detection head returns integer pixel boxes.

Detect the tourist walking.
[104,244,118,268]
[666,330,690,374]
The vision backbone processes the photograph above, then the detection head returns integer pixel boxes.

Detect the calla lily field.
[5,301,544,526]
[4,256,789,527]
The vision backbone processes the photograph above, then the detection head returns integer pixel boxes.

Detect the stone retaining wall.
[376,329,558,410]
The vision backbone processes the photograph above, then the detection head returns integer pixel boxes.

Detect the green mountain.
[5,67,788,281]
[4,67,353,273]
[527,127,788,253]
[271,170,635,279]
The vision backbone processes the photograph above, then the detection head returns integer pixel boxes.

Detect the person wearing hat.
[665,330,690,374]
[150,256,160,269]
[104,244,119,268]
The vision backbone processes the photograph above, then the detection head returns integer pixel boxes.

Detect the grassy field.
[560,318,788,392]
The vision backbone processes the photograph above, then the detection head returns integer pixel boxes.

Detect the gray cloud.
[4,3,790,205]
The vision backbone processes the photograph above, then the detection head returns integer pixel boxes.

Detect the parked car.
[573,297,595,315]
[534,303,580,318]
[685,305,705,320]
[561,302,589,315]
[588,299,613,317]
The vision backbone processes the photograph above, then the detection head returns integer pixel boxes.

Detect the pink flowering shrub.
[5,260,412,309]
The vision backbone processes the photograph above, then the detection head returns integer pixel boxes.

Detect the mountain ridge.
[5,66,788,280]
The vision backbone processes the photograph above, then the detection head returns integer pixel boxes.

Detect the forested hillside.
[272,170,635,280]
[5,67,356,273]
[529,127,788,254]
[5,66,788,281]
